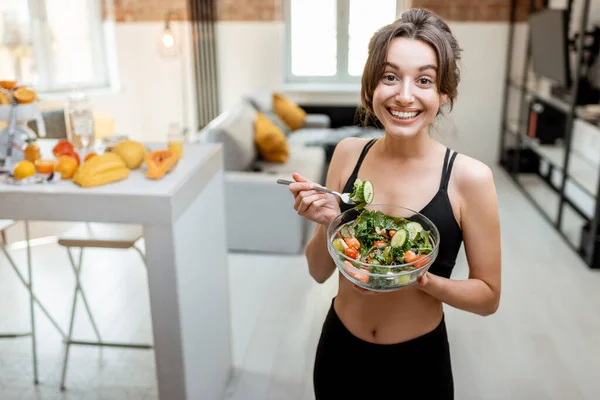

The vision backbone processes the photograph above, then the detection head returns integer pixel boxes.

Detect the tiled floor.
[2,165,600,399]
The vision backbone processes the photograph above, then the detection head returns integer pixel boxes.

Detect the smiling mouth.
[387,108,421,120]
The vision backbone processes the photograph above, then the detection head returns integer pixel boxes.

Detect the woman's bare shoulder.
[333,137,373,156]
[452,152,498,207]
[329,137,373,169]
[326,137,373,190]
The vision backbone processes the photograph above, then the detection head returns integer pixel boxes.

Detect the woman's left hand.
[416,272,431,288]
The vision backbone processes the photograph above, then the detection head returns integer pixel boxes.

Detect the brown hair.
[358,8,462,126]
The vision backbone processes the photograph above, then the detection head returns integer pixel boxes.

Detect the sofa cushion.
[254,145,325,185]
[254,112,289,163]
[245,88,273,111]
[245,96,291,136]
[199,100,257,171]
[287,126,385,147]
[302,113,331,129]
[263,110,291,135]
[286,128,333,146]
[273,93,307,131]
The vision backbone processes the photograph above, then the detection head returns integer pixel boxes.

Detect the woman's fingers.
[293,189,316,210]
[289,181,314,196]
[296,192,327,214]
[310,197,330,209]
[292,172,308,182]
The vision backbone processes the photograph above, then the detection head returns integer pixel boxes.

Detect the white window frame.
[283,0,409,89]
[2,0,115,94]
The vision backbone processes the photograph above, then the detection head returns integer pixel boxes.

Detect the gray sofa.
[194,98,328,254]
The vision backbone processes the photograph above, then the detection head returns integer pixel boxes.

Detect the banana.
[73,152,131,188]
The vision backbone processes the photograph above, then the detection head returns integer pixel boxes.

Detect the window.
[284,0,406,86]
[0,0,112,93]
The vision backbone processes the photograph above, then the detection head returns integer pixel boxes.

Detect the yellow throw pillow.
[272,93,307,131]
[254,112,289,163]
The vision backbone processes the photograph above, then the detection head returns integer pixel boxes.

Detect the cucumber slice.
[405,221,423,240]
[394,274,412,286]
[339,225,355,238]
[390,229,407,247]
[362,180,374,204]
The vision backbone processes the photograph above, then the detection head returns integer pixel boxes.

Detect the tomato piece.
[343,261,369,283]
[344,237,360,250]
[344,247,358,259]
[373,241,387,247]
[414,255,429,268]
[404,250,418,263]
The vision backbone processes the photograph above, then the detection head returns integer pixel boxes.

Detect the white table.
[0,142,232,399]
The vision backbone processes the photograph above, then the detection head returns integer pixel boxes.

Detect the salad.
[331,208,435,288]
[348,178,374,209]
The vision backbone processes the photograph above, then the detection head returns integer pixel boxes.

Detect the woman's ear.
[439,93,448,105]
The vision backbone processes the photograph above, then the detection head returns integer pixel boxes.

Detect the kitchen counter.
[0,142,232,399]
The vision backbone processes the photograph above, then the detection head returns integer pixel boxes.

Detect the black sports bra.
[339,138,463,279]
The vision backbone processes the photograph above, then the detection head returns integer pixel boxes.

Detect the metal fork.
[276,179,356,204]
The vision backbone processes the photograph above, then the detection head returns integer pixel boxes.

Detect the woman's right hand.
[288,172,341,226]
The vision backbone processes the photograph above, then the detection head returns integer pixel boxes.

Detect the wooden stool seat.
[57,223,143,249]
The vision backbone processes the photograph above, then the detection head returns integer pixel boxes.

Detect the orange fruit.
[13,86,36,104]
[84,152,97,162]
[0,91,11,105]
[55,155,79,179]
[24,141,41,162]
[34,159,56,174]
[13,160,36,181]
[0,80,17,90]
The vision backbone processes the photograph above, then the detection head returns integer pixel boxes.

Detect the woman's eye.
[418,77,433,85]
[383,74,396,82]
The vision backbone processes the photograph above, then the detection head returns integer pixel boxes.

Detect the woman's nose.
[395,82,414,104]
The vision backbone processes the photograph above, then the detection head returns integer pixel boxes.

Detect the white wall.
[215,21,518,166]
[38,20,522,165]
[41,21,197,143]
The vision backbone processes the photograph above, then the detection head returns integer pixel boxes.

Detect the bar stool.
[0,220,67,385]
[57,222,153,391]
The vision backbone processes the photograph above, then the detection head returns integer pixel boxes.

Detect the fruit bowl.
[326,204,440,292]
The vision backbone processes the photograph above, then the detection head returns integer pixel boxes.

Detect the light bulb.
[162,29,175,48]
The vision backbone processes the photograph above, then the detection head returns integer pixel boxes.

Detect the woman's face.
[372,37,447,139]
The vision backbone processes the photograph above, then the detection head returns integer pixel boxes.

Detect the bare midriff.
[334,272,444,345]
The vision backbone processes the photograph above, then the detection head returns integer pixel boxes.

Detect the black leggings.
[313,298,454,400]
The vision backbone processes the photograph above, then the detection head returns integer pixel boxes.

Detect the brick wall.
[103,0,541,23]
[412,0,543,22]
[105,0,190,22]
[217,0,281,21]
[102,0,280,22]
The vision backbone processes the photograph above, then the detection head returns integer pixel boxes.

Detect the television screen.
[529,9,571,88]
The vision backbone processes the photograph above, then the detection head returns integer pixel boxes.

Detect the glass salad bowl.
[326,204,440,292]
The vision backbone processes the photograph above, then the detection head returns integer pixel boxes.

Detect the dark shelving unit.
[498,0,600,268]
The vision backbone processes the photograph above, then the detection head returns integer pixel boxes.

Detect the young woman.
[287,8,501,400]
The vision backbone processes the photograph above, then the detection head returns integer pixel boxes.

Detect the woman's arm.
[303,138,361,283]
[418,160,501,316]
[305,223,336,283]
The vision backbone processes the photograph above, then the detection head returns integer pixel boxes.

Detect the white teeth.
[389,109,419,119]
